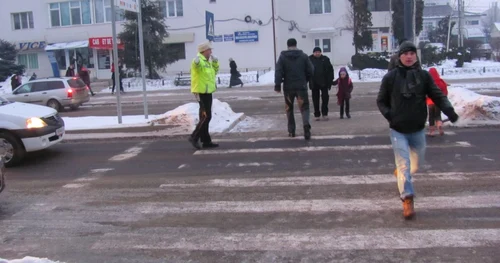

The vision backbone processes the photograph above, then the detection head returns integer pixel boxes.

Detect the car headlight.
[26,117,47,129]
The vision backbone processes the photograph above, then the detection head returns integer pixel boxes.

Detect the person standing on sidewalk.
[275,38,314,140]
[188,41,220,150]
[376,41,459,220]
[309,47,333,121]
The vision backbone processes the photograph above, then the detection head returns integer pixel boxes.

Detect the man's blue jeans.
[389,129,426,200]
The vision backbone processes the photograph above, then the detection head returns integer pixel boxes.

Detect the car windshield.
[67,78,87,88]
[0,96,12,106]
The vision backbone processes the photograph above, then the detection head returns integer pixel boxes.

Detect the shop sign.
[89,37,125,50]
[18,41,46,51]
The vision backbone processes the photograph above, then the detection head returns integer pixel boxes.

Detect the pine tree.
[391,0,424,43]
[118,0,181,79]
[428,16,456,45]
[0,40,24,82]
[348,0,373,54]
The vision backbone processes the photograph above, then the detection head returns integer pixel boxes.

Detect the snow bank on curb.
[447,87,500,127]
[150,99,244,133]
[0,257,63,263]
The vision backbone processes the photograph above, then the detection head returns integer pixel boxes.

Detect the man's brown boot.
[402,196,415,220]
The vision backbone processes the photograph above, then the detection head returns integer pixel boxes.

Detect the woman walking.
[427,67,449,136]
[229,58,243,88]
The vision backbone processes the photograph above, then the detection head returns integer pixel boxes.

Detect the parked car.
[0,96,65,167]
[477,43,492,59]
[3,77,90,112]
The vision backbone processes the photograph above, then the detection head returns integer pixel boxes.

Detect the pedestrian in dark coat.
[376,41,459,220]
[229,58,243,88]
[275,38,314,140]
[309,47,334,120]
[78,66,95,96]
[111,62,124,94]
[65,64,75,77]
[332,67,353,119]
[10,75,21,91]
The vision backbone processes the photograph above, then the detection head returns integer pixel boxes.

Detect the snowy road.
[1,127,500,262]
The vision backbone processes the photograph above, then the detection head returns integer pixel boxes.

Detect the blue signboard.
[46,51,60,77]
[223,34,234,42]
[213,35,223,42]
[205,11,215,41]
[234,31,259,43]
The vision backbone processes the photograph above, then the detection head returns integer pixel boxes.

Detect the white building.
[0,0,393,80]
[420,4,486,43]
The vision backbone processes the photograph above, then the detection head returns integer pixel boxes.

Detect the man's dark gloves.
[274,84,281,92]
[448,111,459,123]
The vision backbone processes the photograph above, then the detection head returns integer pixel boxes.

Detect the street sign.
[213,35,223,42]
[223,34,234,42]
[114,0,139,13]
[206,11,215,41]
[235,31,259,43]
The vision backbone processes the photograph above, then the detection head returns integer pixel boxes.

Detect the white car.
[0,96,65,167]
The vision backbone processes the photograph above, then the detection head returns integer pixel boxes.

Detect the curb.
[62,113,247,141]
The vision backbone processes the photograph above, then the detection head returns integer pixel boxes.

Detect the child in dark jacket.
[332,67,353,119]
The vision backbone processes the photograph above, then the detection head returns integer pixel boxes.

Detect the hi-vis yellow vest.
[190,53,220,94]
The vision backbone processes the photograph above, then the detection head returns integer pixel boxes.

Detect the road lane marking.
[139,193,500,214]
[92,228,500,251]
[62,168,114,189]
[109,143,150,161]
[158,171,500,189]
[193,142,473,155]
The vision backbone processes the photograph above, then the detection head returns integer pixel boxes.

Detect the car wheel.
[69,105,80,110]
[47,99,61,111]
[0,132,25,167]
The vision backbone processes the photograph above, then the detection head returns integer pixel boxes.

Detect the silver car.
[4,77,90,111]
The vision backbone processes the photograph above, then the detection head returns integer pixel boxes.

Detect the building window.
[314,39,331,53]
[12,12,34,30]
[466,20,479,25]
[159,0,183,18]
[55,50,66,70]
[310,0,331,14]
[18,54,39,69]
[97,49,111,70]
[165,43,186,60]
[209,0,216,2]
[50,1,92,27]
[367,0,390,12]
[94,0,124,23]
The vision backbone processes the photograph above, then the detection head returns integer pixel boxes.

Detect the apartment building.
[1,0,393,80]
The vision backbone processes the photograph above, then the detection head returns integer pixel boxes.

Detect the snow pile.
[150,99,244,133]
[62,99,244,133]
[254,70,274,86]
[0,74,31,95]
[447,87,500,127]
[0,257,63,263]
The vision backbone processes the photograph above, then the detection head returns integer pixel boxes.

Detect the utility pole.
[412,0,416,44]
[403,0,413,42]
[271,0,277,66]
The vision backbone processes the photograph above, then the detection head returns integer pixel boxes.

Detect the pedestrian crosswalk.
[1,131,499,262]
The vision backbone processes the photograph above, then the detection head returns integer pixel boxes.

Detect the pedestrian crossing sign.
[206,11,215,41]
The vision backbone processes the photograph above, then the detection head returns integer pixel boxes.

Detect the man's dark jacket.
[377,63,458,134]
[275,49,314,92]
[308,55,333,89]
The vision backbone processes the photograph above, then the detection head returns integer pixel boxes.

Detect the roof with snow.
[494,23,500,31]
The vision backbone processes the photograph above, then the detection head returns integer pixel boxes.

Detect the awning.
[45,40,88,51]
[308,27,336,34]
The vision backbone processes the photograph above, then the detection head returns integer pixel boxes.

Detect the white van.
[0,96,65,167]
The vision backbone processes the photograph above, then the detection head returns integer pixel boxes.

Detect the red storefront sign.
[88,37,125,50]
